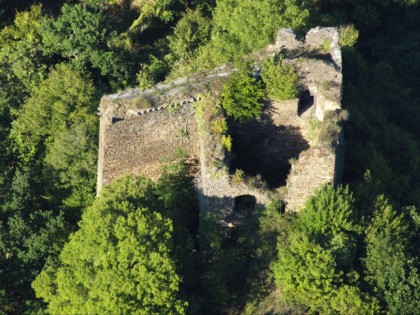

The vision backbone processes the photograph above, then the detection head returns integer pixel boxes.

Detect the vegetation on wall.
[0,0,419,314]
[261,56,299,101]
[220,71,266,123]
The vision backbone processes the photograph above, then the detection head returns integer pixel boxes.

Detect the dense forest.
[0,0,419,314]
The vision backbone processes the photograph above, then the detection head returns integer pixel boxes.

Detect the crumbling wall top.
[268,27,342,70]
[305,27,341,69]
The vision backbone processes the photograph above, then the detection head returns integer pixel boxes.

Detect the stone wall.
[285,147,337,211]
[98,103,199,190]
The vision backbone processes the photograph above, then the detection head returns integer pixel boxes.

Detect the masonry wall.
[97,101,199,192]
[285,147,337,211]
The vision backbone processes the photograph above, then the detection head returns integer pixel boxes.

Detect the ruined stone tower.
[97,27,343,214]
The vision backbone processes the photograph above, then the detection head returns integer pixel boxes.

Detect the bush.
[339,25,359,48]
[212,118,228,134]
[221,134,232,152]
[231,169,245,185]
[220,72,266,123]
[261,56,299,101]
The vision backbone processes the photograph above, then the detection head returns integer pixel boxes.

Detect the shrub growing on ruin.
[339,25,359,48]
[212,118,228,134]
[261,56,299,101]
[221,134,232,152]
[231,169,245,186]
[220,72,266,123]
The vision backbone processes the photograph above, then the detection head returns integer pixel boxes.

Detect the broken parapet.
[265,27,342,121]
[305,27,342,69]
[269,27,341,70]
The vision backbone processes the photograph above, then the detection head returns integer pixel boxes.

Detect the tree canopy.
[33,175,187,315]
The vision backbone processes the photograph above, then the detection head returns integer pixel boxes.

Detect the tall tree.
[32,175,187,314]
[272,185,378,313]
[0,4,47,93]
[10,63,96,163]
[364,196,420,314]
[0,166,68,314]
[41,3,131,87]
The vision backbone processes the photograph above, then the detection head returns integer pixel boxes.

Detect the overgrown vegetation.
[1,0,419,314]
[261,56,299,101]
[32,175,187,314]
[220,71,266,123]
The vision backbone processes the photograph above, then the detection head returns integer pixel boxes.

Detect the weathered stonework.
[97,27,344,213]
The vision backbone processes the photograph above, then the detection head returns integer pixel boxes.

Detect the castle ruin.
[96,27,344,215]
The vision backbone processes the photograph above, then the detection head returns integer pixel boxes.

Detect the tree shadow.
[197,193,272,314]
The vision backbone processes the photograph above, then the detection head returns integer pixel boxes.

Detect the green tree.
[364,196,420,314]
[33,175,187,315]
[44,120,98,209]
[298,185,360,239]
[154,151,201,310]
[327,285,379,315]
[272,186,377,313]
[128,0,178,33]
[294,185,361,271]
[11,63,96,162]
[185,0,311,73]
[261,56,299,101]
[198,208,254,313]
[167,9,211,77]
[220,71,266,123]
[41,3,130,86]
[0,166,68,314]
[273,232,340,308]
[0,4,48,92]
[339,24,359,48]
[212,0,310,56]
[10,63,98,215]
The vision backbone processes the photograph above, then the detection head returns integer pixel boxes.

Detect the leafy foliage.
[220,72,266,123]
[211,0,310,57]
[0,4,47,92]
[363,197,420,313]
[33,175,187,315]
[274,233,341,305]
[44,121,98,209]
[11,63,96,162]
[154,151,201,310]
[298,185,360,238]
[1,0,420,313]
[221,134,232,152]
[261,56,299,101]
[171,0,312,76]
[272,185,378,313]
[339,24,359,48]
[41,3,131,86]
[0,166,69,314]
[167,9,211,77]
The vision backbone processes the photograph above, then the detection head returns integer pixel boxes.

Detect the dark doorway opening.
[298,90,314,117]
[234,195,256,215]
